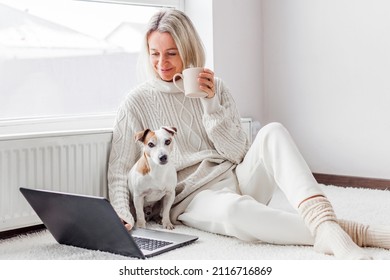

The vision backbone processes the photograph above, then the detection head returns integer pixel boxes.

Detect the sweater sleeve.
[200,78,250,164]
[107,98,142,225]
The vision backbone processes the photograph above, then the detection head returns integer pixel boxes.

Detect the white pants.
[178,122,324,245]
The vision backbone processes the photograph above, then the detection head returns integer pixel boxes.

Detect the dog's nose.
[159,154,168,164]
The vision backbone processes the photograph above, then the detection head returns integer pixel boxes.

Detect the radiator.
[0,130,112,232]
[240,117,253,143]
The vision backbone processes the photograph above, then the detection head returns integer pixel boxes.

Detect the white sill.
[0,114,115,140]
[0,115,255,142]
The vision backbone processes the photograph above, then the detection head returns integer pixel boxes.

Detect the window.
[0,0,182,124]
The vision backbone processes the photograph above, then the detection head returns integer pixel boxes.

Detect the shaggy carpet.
[1,184,389,260]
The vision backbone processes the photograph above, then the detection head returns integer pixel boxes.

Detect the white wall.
[186,0,263,123]
[213,0,263,123]
[188,0,390,180]
[185,0,214,69]
[262,0,390,179]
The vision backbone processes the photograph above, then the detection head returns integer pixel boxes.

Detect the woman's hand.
[198,68,215,98]
[122,219,133,231]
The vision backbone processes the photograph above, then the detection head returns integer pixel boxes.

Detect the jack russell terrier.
[128,126,177,230]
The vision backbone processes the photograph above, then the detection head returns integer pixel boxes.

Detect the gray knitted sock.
[299,196,372,259]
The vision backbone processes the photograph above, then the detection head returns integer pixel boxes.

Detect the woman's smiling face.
[148,31,184,82]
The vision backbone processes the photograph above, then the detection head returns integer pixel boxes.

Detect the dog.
[128,126,177,230]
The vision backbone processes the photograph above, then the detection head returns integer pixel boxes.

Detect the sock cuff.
[340,220,390,249]
[339,219,368,247]
[367,225,390,248]
[299,196,337,235]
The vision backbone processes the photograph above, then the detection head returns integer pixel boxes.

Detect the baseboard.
[0,224,46,240]
[313,173,390,191]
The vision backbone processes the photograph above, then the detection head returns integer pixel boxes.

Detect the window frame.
[0,0,184,138]
[78,0,184,9]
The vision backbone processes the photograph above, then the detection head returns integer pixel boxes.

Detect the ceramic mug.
[173,67,207,98]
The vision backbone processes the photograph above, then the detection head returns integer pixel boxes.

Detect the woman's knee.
[260,122,287,137]
[253,122,291,146]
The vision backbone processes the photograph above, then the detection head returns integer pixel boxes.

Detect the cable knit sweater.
[107,77,250,225]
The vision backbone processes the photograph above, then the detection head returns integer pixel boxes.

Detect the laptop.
[19,187,198,259]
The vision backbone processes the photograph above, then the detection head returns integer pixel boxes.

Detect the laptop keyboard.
[133,236,173,251]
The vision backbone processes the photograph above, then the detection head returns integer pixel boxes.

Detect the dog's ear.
[134,129,151,143]
[162,126,177,136]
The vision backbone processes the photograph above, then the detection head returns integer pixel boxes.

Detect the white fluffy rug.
[1,184,389,260]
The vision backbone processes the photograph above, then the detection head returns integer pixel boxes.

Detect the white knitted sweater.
[107,77,250,225]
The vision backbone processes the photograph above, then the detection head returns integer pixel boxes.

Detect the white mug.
[173,67,207,98]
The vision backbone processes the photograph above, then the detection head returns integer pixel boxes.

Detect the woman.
[108,9,389,259]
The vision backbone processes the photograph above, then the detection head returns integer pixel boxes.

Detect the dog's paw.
[136,220,146,228]
[163,222,175,230]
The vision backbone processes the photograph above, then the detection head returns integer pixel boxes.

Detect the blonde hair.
[137,9,206,81]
